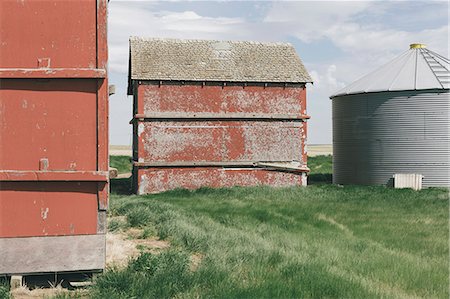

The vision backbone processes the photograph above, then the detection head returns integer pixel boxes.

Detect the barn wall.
[0,0,108,275]
[133,82,308,194]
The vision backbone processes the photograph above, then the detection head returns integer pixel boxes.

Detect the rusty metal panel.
[0,0,109,274]
[132,83,308,193]
[135,167,306,194]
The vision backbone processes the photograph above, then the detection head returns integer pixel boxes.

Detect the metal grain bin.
[0,0,109,277]
[128,38,312,194]
[331,44,449,187]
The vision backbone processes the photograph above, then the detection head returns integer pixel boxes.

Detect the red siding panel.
[137,121,305,163]
[135,167,305,194]
[133,83,308,193]
[0,0,108,274]
[137,84,307,115]
[0,80,97,171]
[0,182,99,238]
[0,0,97,69]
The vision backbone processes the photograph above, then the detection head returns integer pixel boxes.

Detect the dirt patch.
[9,230,170,298]
[190,253,204,272]
[106,229,170,268]
[106,232,140,268]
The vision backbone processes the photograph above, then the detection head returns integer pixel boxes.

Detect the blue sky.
[108,0,449,145]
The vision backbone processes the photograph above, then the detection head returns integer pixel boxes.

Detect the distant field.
[95,155,449,299]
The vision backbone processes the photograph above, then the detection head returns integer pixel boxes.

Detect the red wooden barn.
[128,37,312,194]
[0,0,109,280]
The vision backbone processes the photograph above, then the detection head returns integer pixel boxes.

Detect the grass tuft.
[109,156,132,174]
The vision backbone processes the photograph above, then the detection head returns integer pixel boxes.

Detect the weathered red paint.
[132,82,308,193]
[0,182,100,238]
[136,84,307,115]
[135,167,305,194]
[137,121,305,163]
[0,0,108,274]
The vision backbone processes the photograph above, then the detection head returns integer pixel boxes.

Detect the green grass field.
[2,156,446,299]
[95,156,449,299]
[109,155,132,174]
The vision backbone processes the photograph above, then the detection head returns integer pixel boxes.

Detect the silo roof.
[331,44,450,98]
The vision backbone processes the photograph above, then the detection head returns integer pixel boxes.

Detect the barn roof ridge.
[129,36,293,47]
[128,36,313,87]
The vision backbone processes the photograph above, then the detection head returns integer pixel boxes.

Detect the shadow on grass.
[110,174,334,194]
[308,173,332,185]
[110,177,133,195]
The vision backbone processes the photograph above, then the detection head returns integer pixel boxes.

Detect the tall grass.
[98,156,449,299]
[109,156,132,174]
[307,155,332,184]
[0,282,10,299]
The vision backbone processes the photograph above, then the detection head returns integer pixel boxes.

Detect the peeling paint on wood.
[138,84,307,115]
[135,167,305,194]
[138,121,305,163]
[132,81,309,193]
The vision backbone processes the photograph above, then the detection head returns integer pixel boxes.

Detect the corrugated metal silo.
[331,44,450,188]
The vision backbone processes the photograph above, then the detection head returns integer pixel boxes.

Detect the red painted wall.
[133,83,308,193]
[0,1,108,239]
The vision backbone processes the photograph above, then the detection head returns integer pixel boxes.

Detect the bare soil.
[10,228,169,299]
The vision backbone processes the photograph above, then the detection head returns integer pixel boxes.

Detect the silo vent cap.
[410,43,426,49]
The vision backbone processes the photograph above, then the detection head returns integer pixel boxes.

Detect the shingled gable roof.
[127,37,312,94]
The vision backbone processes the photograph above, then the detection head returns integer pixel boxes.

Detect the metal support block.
[393,173,423,191]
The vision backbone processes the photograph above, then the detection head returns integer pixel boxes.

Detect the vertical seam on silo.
[388,50,413,91]
[364,50,409,93]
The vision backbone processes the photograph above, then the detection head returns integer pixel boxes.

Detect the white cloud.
[264,1,372,42]
[107,0,449,145]
[108,3,246,74]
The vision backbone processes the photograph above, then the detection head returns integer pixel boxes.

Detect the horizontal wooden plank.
[133,112,310,120]
[134,161,309,172]
[135,167,307,194]
[135,161,257,167]
[0,171,109,181]
[0,234,105,275]
[256,162,310,172]
[0,68,106,78]
[136,120,305,163]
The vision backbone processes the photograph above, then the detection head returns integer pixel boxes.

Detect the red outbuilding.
[0,0,109,280]
[128,38,312,194]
